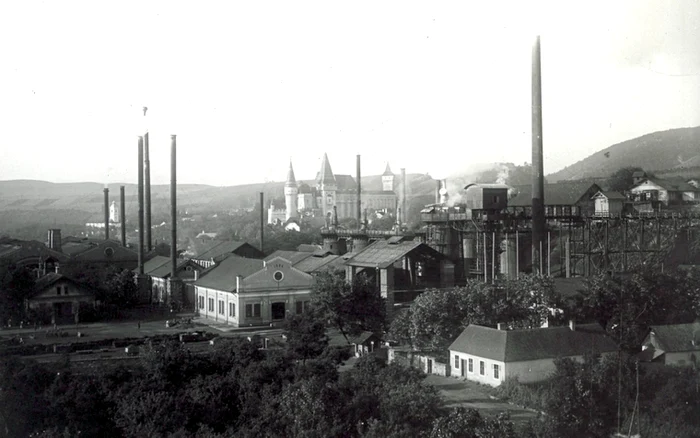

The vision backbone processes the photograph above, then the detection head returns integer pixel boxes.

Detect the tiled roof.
[344,239,441,269]
[591,190,626,200]
[383,163,394,176]
[317,153,336,185]
[193,240,250,261]
[293,254,340,273]
[649,323,700,353]
[640,177,698,192]
[335,175,357,191]
[449,323,617,362]
[149,258,192,279]
[193,256,265,292]
[35,272,65,291]
[509,182,602,207]
[139,255,170,275]
[265,250,313,265]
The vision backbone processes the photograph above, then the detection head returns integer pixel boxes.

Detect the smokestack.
[260,192,264,254]
[171,135,178,279]
[401,168,406,224]
[356,154,362,227]
[103,186,110,240]
[137,137,144,275]
[120,185,126,246]
[144,132,152,252]
[435,179,441,204]
[532,35,545,275]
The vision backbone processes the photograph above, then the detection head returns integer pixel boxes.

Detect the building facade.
[194,256,313,327]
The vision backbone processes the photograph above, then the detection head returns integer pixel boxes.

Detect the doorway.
[271,302,286,320]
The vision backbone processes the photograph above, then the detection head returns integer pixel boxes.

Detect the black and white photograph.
[1,1,699,437]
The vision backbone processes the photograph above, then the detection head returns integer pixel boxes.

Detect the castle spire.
[285,159,296,187]
[317,153,336,185]
[383,162,394,176]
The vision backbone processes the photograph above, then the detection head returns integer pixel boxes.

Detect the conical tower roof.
[383,162,394,176]
[317,153,336,185]
[285,160,296,187]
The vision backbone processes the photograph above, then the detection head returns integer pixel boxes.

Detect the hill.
[547,126,700,182]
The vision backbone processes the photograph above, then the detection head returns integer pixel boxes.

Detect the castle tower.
[382,163,395,192]
[317,153,337,217]
[109,200,118,223]
[285,160,299,221]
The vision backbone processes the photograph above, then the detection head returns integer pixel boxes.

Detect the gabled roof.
[633,177,699,192]
[139,255,171,275]
[449,323,617,362]
[344,239,444,269]
[265,250,313,265]
[509,182,602,207]
[33,273,90,295]
[335,175,357,191]
[648,323,700,353]
[193,256,265,292]
[317,153,336,185]
[293,253,340,273]
[591,190,626,200]
[193,240,261,261]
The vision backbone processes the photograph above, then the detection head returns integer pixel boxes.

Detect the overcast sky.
[1,1,699,186]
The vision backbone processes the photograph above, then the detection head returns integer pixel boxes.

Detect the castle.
[269,153,399,225]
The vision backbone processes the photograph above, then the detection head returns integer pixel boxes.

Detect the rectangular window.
[56,286,61,295]
[480,361,485,376]
[246,303,261,318]
[296,301,303,314]
[493,364,500,379]
[229,302,235,317]
[208,298,214,312]
[219,300,224,315]
[200,296,204,309]
[468,358,473,373]
[454,355,460,369]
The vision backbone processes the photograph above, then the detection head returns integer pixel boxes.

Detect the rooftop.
[449,323,617,362]
[648,322,700,353]
[193,256,265,292]
[509,182,602,207]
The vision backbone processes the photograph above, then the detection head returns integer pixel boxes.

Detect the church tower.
[317,153,337,217]
[382,163,395,192]
[284,160,298,221]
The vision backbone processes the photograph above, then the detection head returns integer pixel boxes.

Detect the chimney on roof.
[569,319,576,331]
[497,322,505,330]
[54,263,59,274]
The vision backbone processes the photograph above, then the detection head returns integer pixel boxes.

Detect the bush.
[495,377,551,411]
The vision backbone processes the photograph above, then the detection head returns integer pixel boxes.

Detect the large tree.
[311,269,386,341]
[0,265,35,324]
[605,166,648,193]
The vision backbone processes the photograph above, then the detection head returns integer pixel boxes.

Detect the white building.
[639,322,700,366]
[449,322,618,386]
[193,255,313,327]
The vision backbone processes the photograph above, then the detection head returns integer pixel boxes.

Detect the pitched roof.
[193,240,253,261]
[344,239,443,269]
[317,153,336,185]
[383,163,394,176]
[641,177,698,192]
[297,244,322,253]
[35,272,66,291]
[509,182,602,207]
[265,250,313,265]
[591,190,626,200]
[335,174,357,191]
[293,253,340,273]
[449,323,617,362]
[648,323,700,353]
[286,161,297,186]
[193,256,265,292]
[140,255,171,275]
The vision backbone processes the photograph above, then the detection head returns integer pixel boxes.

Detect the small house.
[591,191,626,217]
[27,273,95,324]
[638,322,700,366]
[449,322,618,386]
